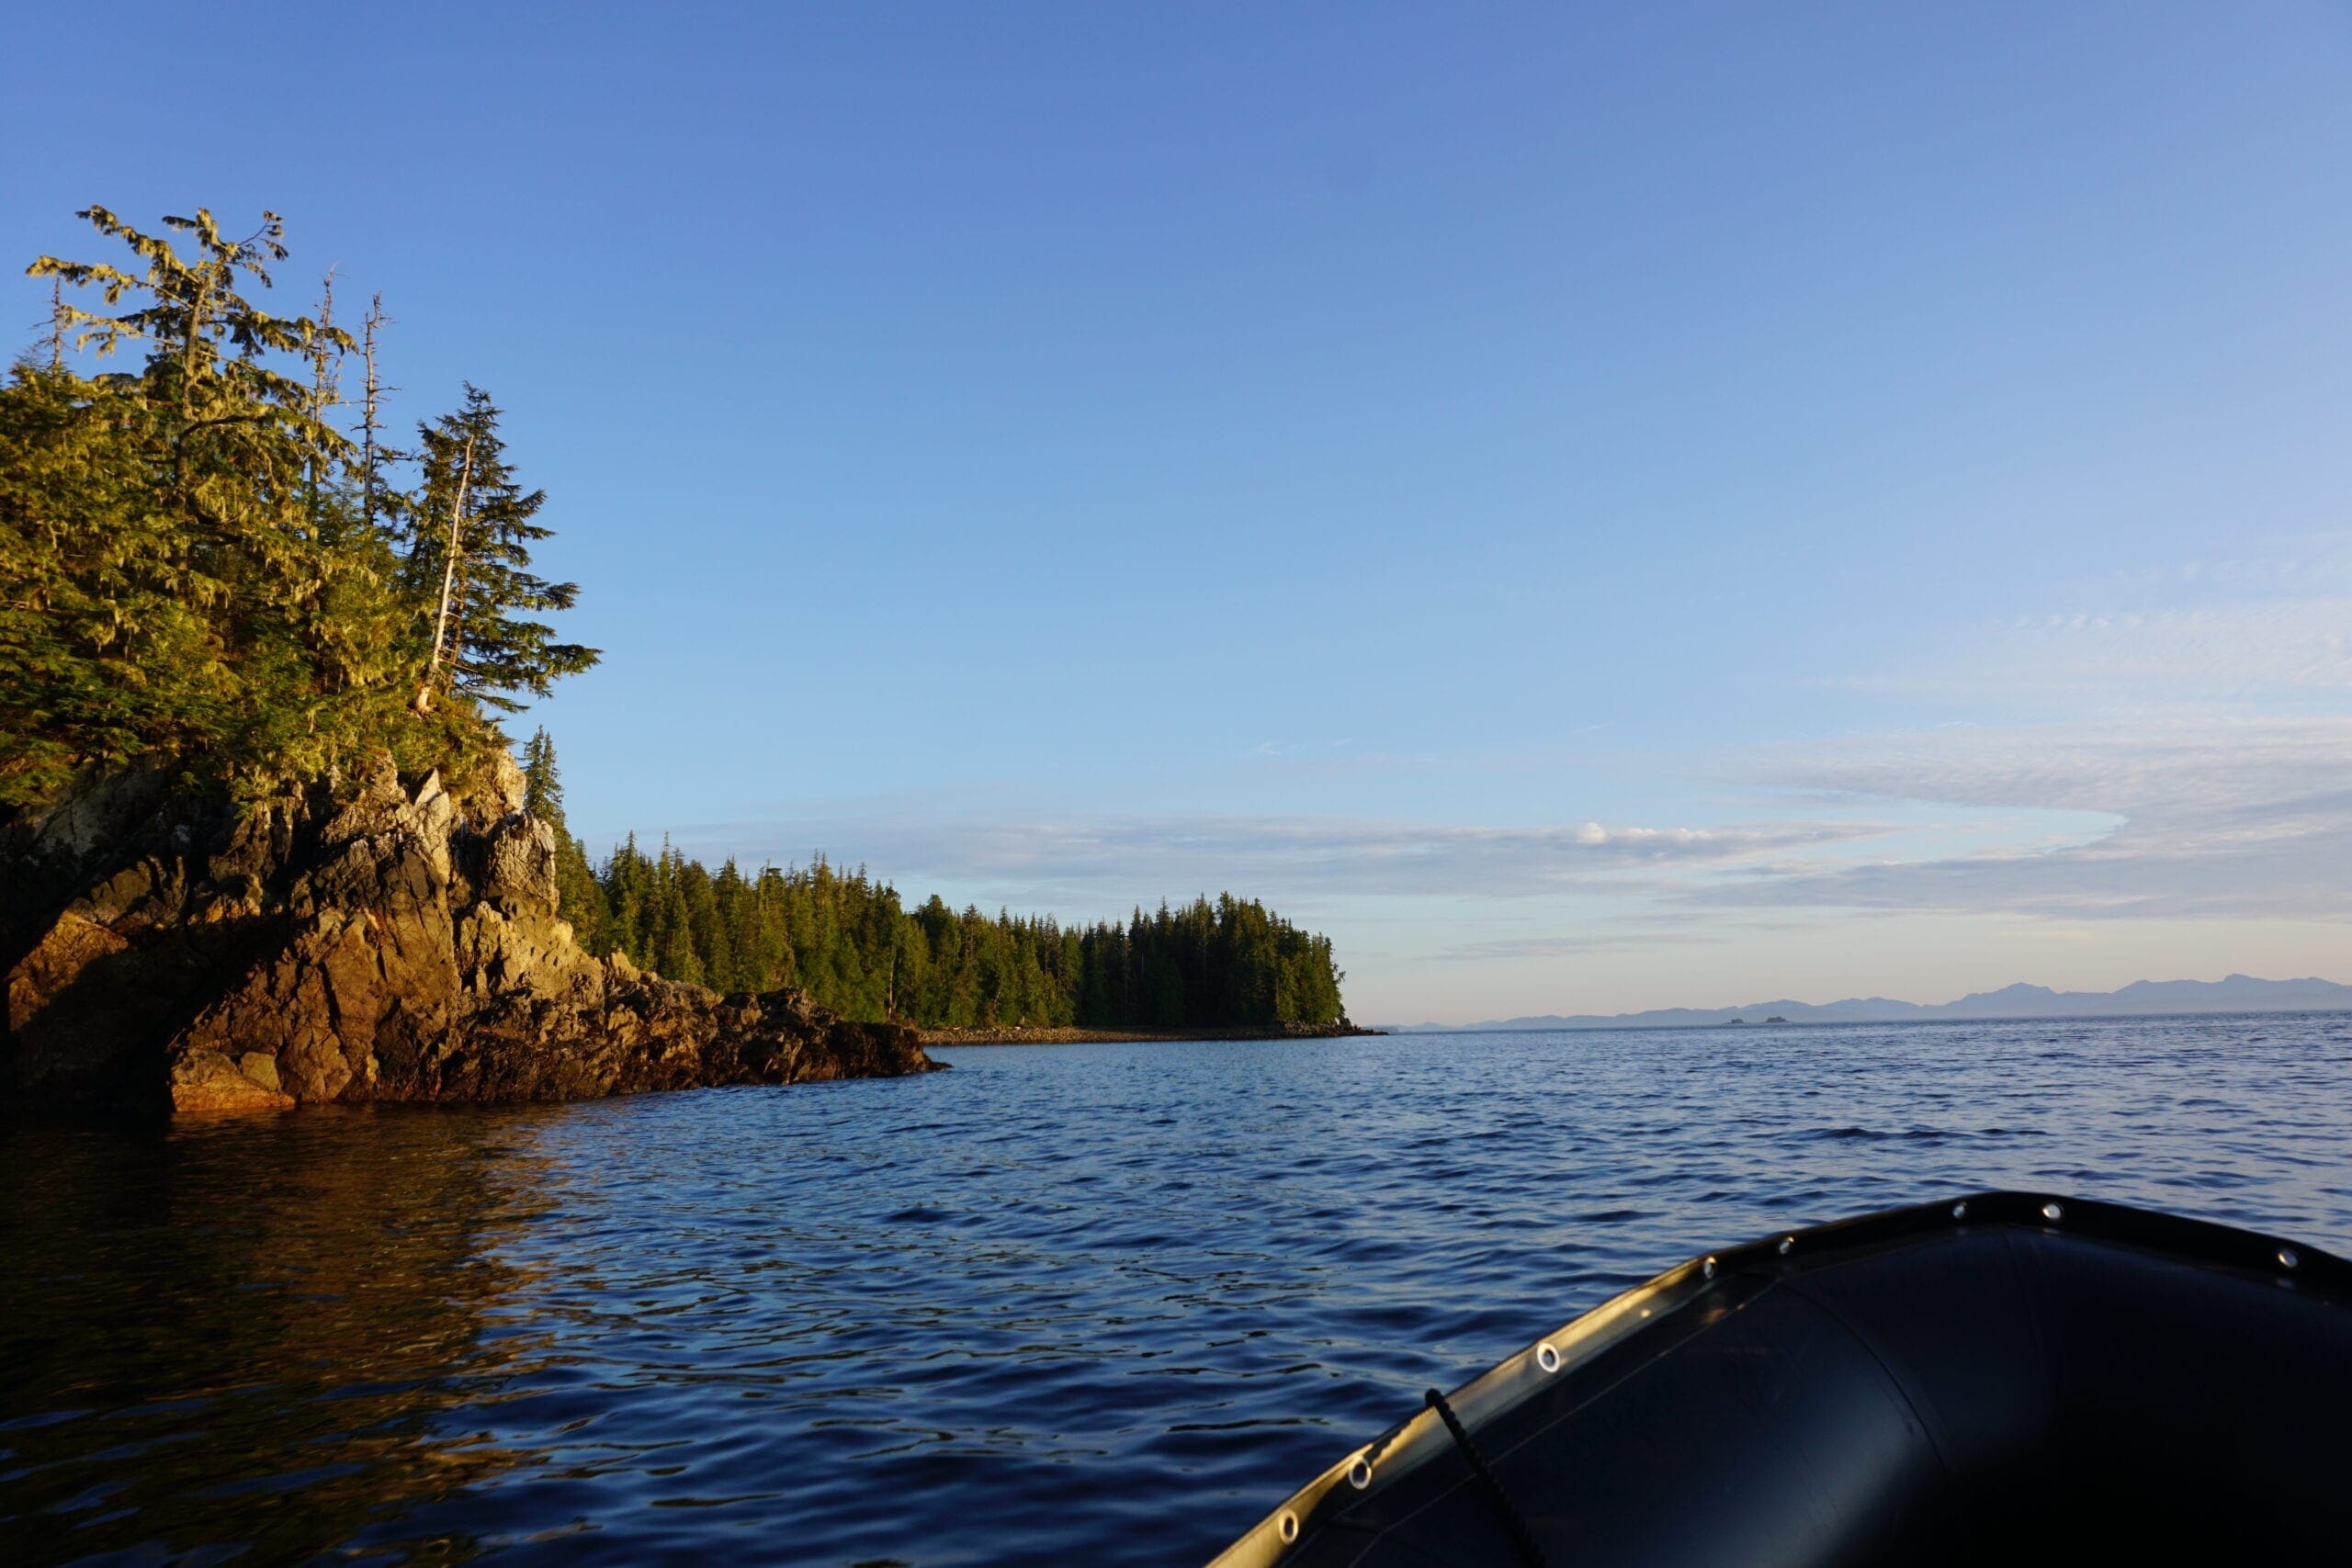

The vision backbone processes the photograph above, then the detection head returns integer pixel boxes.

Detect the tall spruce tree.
[405,386,598,714]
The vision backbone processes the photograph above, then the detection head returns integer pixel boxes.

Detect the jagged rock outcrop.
[2,754,939,1119]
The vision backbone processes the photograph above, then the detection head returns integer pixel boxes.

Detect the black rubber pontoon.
[1210,1192,2352,1566]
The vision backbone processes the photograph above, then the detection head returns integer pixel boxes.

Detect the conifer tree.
[405,386,598,714]
[651,849,704,986]
[519,727,612,951]
[520,727,562,822]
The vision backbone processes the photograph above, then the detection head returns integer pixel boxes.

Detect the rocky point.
[2,752,938,1119]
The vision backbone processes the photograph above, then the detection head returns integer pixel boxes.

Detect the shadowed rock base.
[3,755,939,1120]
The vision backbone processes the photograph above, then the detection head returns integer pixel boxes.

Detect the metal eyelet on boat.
[2041,1201,2064,1223]
[2278,1247,2301,1270]
[1279,1510,1299,1543]
[1536,1342,1560,1373]
[1702,1256,1718,1279]
[1347,1456,1374,1490]
[1951,1201,1968,1220]
[1778,1236,1794,1256]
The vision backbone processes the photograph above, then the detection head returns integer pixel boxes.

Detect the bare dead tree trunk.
[359,293,393,534]
[308,268,340,418]
[45,279,65,370]
[414,434,476,715]
[306,269,338,528]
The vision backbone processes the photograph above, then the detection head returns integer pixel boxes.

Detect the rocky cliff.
[2,753,939,1119]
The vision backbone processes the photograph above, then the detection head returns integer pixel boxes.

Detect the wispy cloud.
[675,813,1896,901]
[1724,716,2352,920]
[1989,599,2352,693]
[1762,715,2352,816]
[1839,592,2352,700]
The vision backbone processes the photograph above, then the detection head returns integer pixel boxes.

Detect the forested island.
[1,206,1352,1117]
[520,738,1345,1031]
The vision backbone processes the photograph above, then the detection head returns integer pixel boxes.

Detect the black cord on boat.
[1424,1387,1549,1568]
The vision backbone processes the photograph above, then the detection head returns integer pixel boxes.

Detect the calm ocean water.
[6,1013,2350,1565]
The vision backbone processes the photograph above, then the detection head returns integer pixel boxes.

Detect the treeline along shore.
[0,204,1354,1117]
[916,1022,1378,1046]
[523,735,1348,1034]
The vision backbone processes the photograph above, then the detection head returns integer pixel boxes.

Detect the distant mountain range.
[1371,974,2352,1034]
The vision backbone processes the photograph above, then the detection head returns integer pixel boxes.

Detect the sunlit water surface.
[6,1014,2351,1565]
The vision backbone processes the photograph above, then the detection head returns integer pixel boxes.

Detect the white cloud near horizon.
[668,812,1899,902]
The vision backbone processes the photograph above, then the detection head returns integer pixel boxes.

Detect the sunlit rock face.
[2,753,938,1119]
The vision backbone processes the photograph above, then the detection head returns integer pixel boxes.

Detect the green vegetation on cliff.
[1,207,590,807]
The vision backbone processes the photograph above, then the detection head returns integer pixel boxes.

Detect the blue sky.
[8,3,2351,1022]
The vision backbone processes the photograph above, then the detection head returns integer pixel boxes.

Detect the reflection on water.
[1,1107,556,1563]
[5,1014,2352,1565]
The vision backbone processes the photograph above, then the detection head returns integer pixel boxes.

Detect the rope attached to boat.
[1423,1387,1550,1568]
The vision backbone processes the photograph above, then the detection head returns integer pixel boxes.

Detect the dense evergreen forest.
[517,734,1346,1028]
[2,204,1348,1028]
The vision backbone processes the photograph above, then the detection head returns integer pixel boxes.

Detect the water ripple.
[4,1013,2351,1564]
